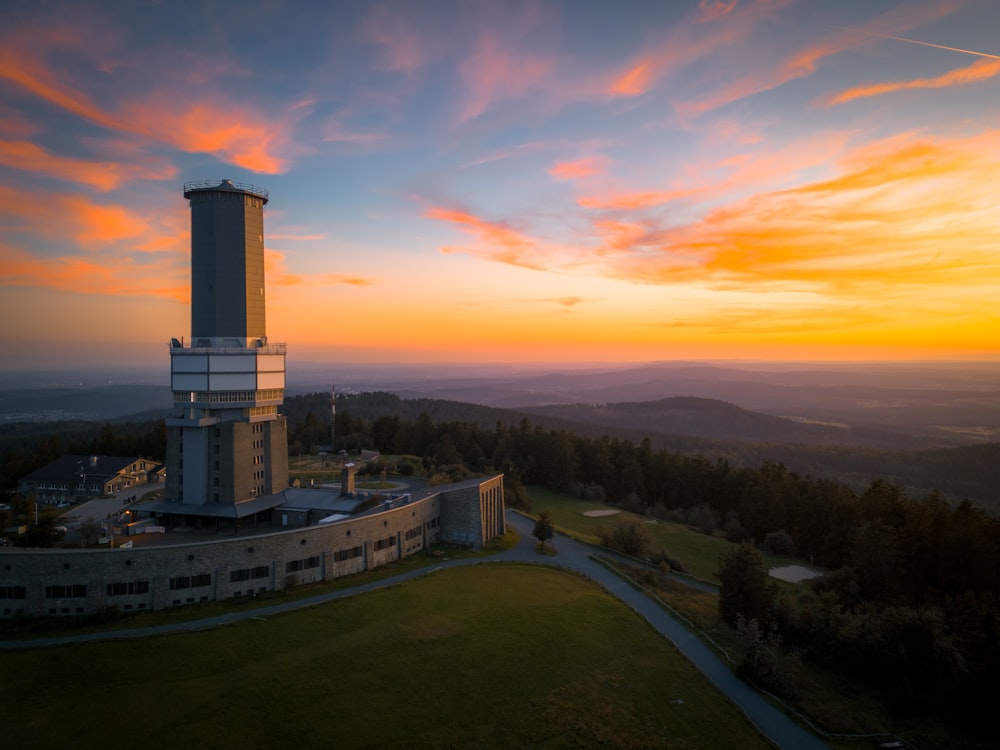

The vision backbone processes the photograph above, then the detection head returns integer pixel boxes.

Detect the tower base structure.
[165,339,289,519]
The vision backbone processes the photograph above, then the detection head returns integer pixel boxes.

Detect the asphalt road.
[1,509,829,749]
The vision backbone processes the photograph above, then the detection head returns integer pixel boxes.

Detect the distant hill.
[328,391,1000,510]
[334,361,1000,447]
[0,385,169,423]
[518,396,922,449]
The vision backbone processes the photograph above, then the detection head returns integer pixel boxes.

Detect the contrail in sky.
[840,27,1000,60]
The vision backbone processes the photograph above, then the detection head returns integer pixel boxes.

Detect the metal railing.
[183,179,268,201]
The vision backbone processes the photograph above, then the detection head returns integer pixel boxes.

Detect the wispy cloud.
[0,242,187,300]
[674,0,961,118]
[426,206,548,270]
[265,248,374,287]
[0,139,177,190]
[694,1,738,23]
[549,156,610,181]
[457,32,555,122]
[824,57,1000,105]
[364,5,429,75]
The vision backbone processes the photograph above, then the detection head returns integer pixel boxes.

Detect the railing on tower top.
[183,180,269,201]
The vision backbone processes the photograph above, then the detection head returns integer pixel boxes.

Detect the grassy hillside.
[0,566,770,750]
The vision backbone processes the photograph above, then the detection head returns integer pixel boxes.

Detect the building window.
[373,536,396,552]
[230,566,269,583]
[285,556,320,573]
[106,581,150,596]
[170,574,211,590]
[332,546,363,562]
[0,586,27,599]
[44,584,87,598]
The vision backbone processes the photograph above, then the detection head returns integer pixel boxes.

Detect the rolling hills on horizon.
[2,361,998,509]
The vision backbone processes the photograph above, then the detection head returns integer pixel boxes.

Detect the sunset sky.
[1,0,999,369]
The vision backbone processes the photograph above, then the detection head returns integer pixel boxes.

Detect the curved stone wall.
[0,475,504,619]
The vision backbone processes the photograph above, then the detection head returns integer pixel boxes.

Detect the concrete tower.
[165,180,289,518]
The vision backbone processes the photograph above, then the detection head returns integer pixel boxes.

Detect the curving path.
[1,509,828,749]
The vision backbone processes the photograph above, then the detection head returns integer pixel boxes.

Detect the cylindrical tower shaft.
[183,179,269,347]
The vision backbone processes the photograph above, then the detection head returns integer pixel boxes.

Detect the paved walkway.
[1,509,828,749]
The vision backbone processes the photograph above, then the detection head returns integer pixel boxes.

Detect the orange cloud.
[611,61,653,96]
[0,243,186,300]
[0,185,185,264]
[0,185,156,247]
[549,157,609,181]
[426,129,1000,341]
[63,197,148,246]
[641,130,1000,293]
[825,57,1000,105]
[426,207,545,270]
[0,25,296,173]
[0,139,177,190]
[265,248,374,287]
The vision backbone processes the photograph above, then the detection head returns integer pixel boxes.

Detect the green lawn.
[526,486,734,581]
[2,565,771,750]
[526,486,815,583]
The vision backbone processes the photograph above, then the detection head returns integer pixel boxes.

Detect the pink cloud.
[457,33,555,122]
[609,0,786,98]
[364,5,428,75]
[695,1,738,23]
[549,156,610,181]
[426,206,548,270]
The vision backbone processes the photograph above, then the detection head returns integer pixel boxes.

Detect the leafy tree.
[717,542,776,626]
[532,511,554,551]
[762,529,795,556]
[735,614,799,698]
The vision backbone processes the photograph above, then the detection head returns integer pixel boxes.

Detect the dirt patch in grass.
[582,509,621,518]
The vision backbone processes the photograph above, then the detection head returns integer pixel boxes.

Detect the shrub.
[763,529,795,556]
[598,519,652,558]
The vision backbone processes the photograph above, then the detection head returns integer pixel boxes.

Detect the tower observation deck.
[166,180,289,513]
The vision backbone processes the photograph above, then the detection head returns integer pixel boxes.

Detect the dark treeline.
[0,420,166,492]
[290,391,999,731]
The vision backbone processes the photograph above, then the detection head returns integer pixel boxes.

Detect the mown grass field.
[525,486,805,582]
[1,565,771,750]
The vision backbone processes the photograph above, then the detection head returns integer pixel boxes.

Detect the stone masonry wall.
[0,474,505,620]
